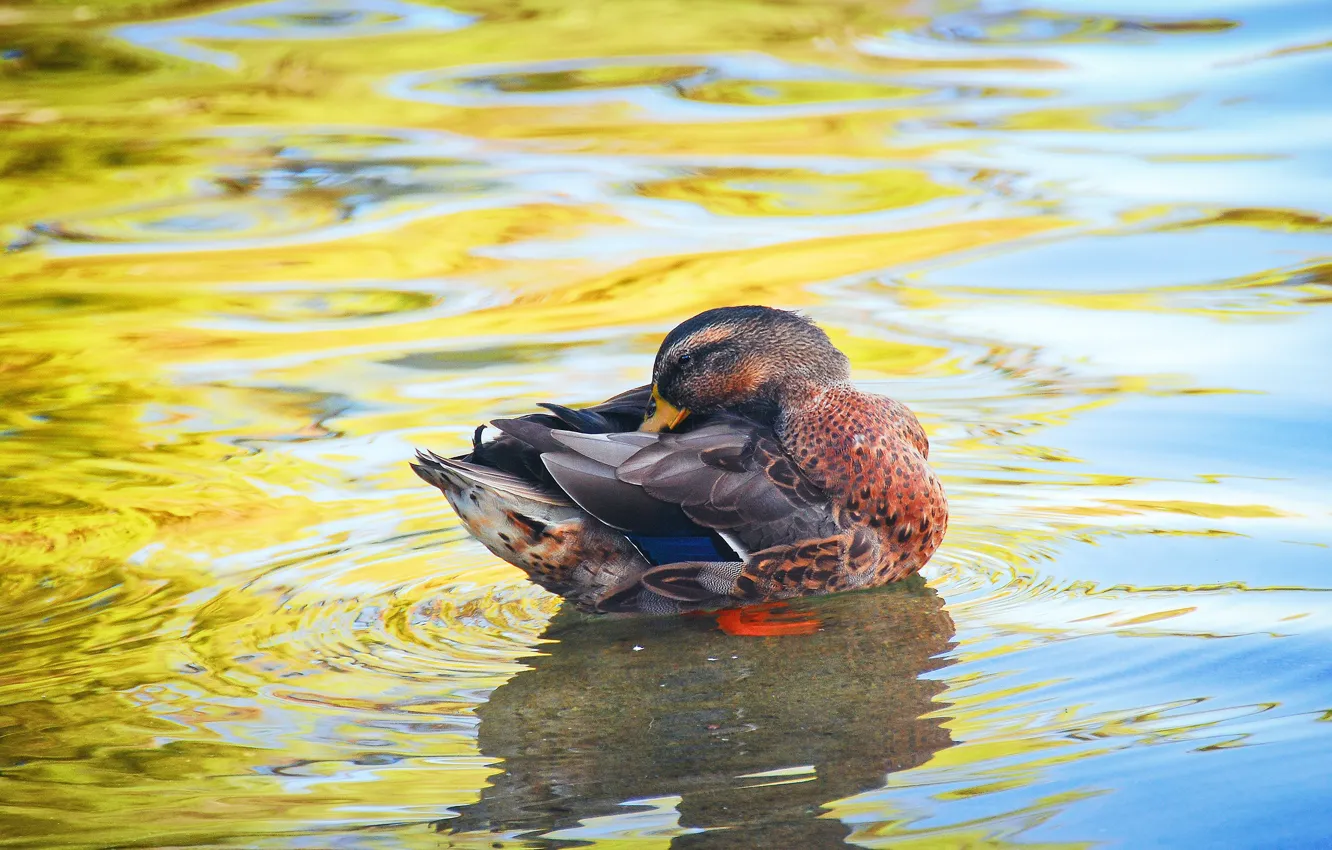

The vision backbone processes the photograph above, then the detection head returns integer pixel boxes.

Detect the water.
[1,0,1329,846]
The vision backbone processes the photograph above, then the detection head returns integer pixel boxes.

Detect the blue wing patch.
[627,533,738,566]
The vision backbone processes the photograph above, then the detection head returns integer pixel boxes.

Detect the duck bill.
[640,385,690,433]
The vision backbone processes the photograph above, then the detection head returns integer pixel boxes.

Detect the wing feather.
[552,417,834,546]
[541,451,696,534]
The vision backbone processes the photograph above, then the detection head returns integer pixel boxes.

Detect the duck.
[412,306,948,614]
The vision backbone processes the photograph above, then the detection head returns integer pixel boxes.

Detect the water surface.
[1,0,1330,846]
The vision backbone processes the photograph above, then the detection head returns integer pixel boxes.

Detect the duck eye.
[677,353,693,367]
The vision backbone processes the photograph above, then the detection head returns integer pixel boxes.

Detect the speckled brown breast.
[779,385,949,584]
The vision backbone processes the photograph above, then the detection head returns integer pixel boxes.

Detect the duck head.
[641,306,850,432]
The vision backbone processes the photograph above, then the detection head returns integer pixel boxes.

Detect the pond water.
[2,0,1330,846]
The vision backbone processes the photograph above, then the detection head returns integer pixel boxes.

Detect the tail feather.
[412,450,574,507]
[408,384,692,613]
[412,447,656,612]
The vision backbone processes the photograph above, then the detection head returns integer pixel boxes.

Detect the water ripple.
[116,0,476,69]
[387,53,934,122]
[3,0,1332,845]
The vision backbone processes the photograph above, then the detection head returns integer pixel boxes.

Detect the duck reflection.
[446,579,956,846]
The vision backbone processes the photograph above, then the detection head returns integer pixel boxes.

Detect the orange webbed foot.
[713,602,822,637]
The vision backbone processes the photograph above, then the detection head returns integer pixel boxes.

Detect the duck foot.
[708,602,822,637]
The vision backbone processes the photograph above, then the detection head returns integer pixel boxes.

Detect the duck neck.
[773,377,842,439]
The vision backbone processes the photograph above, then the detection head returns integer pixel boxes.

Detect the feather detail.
[412,336,947,612]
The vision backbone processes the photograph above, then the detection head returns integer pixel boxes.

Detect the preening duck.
[412,306,948,614]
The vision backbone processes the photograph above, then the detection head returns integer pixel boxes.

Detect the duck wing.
[545,418,837,553]
[468,384,653,488]
[465,384,719,539]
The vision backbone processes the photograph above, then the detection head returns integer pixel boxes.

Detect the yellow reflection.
[639,165,962,217]
[3,0,1328,846]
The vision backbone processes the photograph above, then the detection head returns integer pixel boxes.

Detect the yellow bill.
[640,385,690,432]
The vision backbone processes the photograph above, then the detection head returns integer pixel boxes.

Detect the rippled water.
[2,0,1330,846]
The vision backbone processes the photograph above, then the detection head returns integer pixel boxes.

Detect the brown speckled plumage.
[777,385,948,587]
[412,306,949,614]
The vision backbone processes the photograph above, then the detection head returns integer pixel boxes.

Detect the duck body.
[412,307,948,614]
